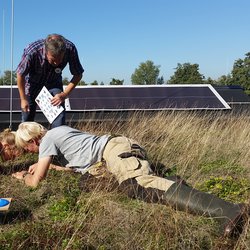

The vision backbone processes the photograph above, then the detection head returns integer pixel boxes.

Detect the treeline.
[1,52,250,93]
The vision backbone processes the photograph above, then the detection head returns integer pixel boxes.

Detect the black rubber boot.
[165,175,189,186]
[164,182,249,237]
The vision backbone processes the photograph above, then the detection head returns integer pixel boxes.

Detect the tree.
[230,52,250,90]
[90,80,98,85]
[157,76,164,85]
[109,78,124,85]
[62,77,69,85]
[63,77,87,86]
[204,77,215,84]
[215,74,232,85]
[0,70,17,85]
[78,80,87,86]
[168,63,204,84]
[131,60,160,85]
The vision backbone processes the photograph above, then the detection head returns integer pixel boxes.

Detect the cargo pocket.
[103,136,151,183]
[114,157,150,183]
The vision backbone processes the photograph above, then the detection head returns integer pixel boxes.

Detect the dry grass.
[0,111,250,249]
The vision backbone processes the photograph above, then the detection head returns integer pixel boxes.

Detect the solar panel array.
[0,84,230,113]
[66,84,230,111]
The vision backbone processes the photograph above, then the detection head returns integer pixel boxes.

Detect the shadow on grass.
[0,160,36,175]
[0,209,32,224]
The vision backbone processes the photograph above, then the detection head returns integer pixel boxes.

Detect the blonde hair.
[15,122,47,148]
[0,128,16,145]
[0,128,20,161]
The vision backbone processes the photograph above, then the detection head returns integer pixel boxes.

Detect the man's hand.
[28,163,38,174]
[21,99,30,112]
[12,157,51,187]
[51,92,67,106]
[12,170,28,180]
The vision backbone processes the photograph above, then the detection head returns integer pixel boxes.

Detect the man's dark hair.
[45,34,66,57]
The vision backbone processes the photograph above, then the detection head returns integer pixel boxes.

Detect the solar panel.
[0,86,20,111]
[66,84,230,111]
[214,85,250,104]
[0,84,230,112]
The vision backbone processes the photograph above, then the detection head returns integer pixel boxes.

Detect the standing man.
[16,34,84,128]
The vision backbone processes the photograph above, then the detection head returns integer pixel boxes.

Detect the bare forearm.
[63,74,82,96]
[13,157,51,187]
[49,164,73,171]
[23,172,42,187]
[17,73,27,100]
[24,164,72,186]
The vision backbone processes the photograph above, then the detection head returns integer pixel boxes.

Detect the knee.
[118,178,165,203]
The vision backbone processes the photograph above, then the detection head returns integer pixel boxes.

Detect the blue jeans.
[22,88,66,128]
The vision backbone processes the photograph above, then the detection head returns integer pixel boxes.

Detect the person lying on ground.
[0,129,22,162]
[0,128,70,173]
[12,122,249,238]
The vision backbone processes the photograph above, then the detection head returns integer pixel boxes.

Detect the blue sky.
[1,0,250,84]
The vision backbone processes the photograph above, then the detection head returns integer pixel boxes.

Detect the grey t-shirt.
[39,126,110,170]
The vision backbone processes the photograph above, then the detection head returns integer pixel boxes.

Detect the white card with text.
[35,86,64,124]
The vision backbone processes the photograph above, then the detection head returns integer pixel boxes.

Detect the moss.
[199,159,245,176]
[197,176,250,203]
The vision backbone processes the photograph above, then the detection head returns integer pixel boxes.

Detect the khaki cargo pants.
[100,136,174,192]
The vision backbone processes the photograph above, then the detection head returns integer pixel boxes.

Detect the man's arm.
[17,73,30,112]
[49,164,73,172]
[12,156,52,187]
[28,162,73,174]
[51,74,83,106]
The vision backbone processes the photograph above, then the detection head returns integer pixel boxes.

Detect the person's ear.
[33,138,40,146]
